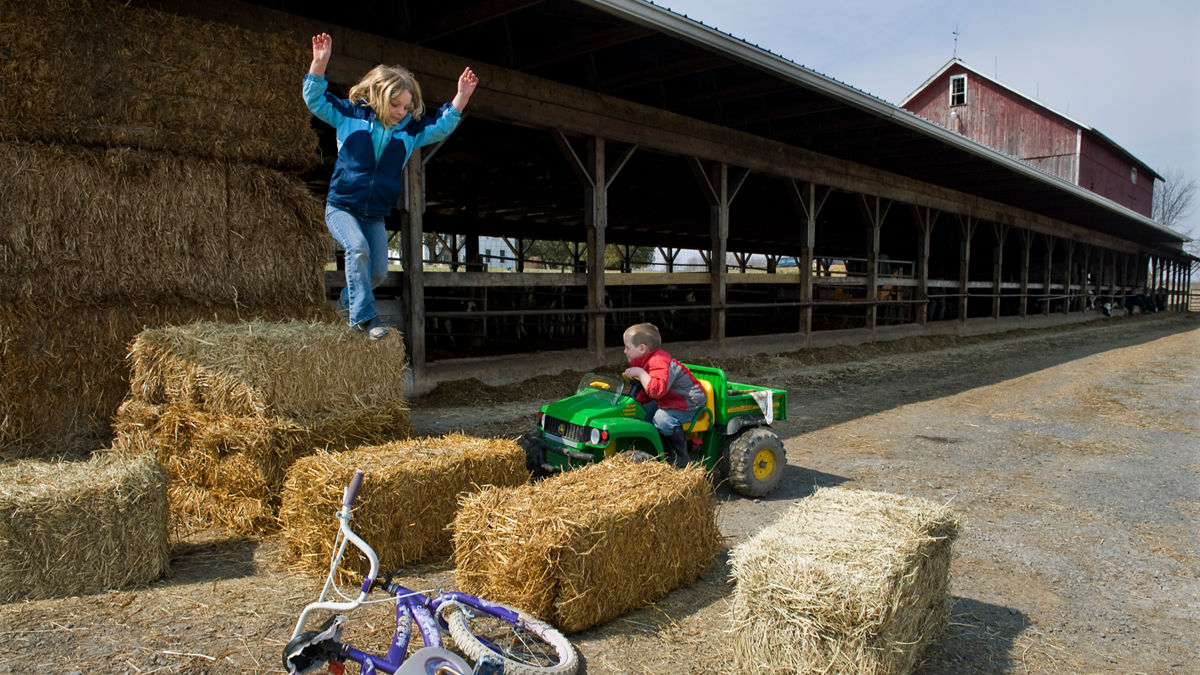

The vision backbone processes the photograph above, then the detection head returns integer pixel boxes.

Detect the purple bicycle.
[284,470,578,675]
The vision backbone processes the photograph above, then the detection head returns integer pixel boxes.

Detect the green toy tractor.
[518,364,788,497]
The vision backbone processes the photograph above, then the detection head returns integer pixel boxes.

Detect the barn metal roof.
[255,0,1190,252]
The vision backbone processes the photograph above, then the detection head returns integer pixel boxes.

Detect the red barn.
[901,58,1160,217]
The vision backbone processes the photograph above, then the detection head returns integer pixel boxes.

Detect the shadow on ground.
[918,597,1033,674]
[769,314,1198,438]
[161,536,258,586]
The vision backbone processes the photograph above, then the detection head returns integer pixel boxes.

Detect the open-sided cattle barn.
[147,0,1194,392]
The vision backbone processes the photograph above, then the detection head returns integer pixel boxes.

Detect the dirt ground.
[1,312,1197,674]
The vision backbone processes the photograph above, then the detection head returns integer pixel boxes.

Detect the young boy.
[622,323,708,467]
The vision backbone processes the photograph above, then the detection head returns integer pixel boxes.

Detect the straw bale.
[728,487,961,675]
[112,400,414,536]
[280,435,529,578]
[0,443,169,601]
[0,141,328,308]
[0,300,332,461]
[126,320,409,419]
[0,0,317,169]
[166,481,277,536]
[452,455,723,633]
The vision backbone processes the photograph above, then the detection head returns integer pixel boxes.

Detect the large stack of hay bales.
[452,455,723,634]
[114,321,414,535]
[728,487,961,675]
[0,0,329,460]
[280,435,529,579]
[0,436,169,602]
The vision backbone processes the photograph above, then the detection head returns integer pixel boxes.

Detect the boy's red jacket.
[629,348,707,412]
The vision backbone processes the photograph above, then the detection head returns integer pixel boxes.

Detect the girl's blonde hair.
[348,64,425,125]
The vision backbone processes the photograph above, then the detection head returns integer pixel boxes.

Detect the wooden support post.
[1080,244,1092,309]
[1178,261,1185,311]
[1018,229,1033,318]
[1164,259,1171,310]
[1113,249,1123,307]
[554,130,609,362]
[1063,242,1075,315]
[1098,247,1108,306]
[957,215,977,322]
[691,158,734,345]
[911,205,938,327]
[790,180,828,339]
[1171,260,1180,311]
[465,235,481,272]
[1189,261,1196,311]
[402,148,426,388]
[1043,235,1056,316]
[992,223,1009,319]
[858,195,891,331]
[586,138,607,358]
[657,246,680,272]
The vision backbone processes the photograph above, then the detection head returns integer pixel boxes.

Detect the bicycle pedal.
[472,654,505,675]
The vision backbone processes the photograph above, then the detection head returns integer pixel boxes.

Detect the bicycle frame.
[287,471,515,675]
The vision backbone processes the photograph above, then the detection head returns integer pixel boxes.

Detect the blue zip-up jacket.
[302,73,462,216]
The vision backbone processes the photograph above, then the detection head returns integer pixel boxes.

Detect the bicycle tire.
[445,602,578,675]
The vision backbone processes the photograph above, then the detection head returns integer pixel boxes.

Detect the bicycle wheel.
[444,602,577,675]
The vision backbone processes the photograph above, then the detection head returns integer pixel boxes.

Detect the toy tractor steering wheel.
[622,373,643,399]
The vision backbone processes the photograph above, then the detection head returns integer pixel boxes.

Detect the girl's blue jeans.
[325,203,389,326]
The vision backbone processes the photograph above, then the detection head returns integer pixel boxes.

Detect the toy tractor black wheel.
[622,450,654,463]
[517,430,546,475]
[725,427,785,497]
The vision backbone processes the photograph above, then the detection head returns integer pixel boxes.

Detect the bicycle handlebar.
[290,469,379,643]
[343,470,364,511]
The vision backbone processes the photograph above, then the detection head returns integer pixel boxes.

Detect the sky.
[652,0,1200,238]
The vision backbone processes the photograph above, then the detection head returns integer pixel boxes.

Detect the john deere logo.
[558,423,566,435]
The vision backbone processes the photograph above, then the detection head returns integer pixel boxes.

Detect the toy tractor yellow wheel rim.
[752,448,776,480]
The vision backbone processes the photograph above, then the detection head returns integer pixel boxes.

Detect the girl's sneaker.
[357,316,390,340]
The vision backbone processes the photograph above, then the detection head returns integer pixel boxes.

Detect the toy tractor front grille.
[543,415,590,444]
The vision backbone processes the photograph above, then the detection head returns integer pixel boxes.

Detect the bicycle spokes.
[461,610,561,667]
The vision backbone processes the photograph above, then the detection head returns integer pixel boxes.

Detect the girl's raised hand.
[311,33,332,65]
[458,66,479,98]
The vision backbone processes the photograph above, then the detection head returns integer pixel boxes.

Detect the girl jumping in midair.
[304,32,478,339]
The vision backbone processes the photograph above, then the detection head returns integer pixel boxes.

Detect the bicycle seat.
[284,614,346,675]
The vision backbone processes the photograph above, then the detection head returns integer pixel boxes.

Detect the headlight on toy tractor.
[590,428,609,446]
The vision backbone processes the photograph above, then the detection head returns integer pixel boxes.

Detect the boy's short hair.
[624,323,661,350]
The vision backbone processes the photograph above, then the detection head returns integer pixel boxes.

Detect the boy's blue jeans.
[325,203,389,326]
[642,401,695,436]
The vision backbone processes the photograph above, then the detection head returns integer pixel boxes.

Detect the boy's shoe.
[357,316,390,340]
[668,428,691,467]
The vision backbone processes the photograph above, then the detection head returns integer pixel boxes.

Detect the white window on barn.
[949,74,966,106]
[1130,167,1137,184]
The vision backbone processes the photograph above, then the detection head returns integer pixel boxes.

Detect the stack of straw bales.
[0,0,315,168]
[452,455,723,633]
[0,0,329,460]
[280,434,529,579]
[0,434,169,602]
[728,487,961,675]
[114,321,414,535]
